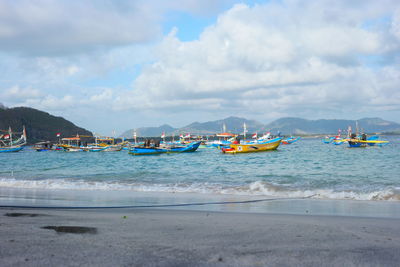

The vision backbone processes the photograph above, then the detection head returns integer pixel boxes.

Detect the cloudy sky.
[1,0,399,135]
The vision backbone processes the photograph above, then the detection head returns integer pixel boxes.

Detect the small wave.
[0,178,399,201]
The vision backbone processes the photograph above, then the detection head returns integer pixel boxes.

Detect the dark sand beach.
[1,205,400,266]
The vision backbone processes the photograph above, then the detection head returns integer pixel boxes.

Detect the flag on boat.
[179,134,183,138]
[161,132,165,138]
[4,134,10,139]
[185,133,191,138]
[56,133,61,137]
[252,133,257,139]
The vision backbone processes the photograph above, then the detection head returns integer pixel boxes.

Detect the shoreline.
[1,188,400,219]
[1,207,400,266]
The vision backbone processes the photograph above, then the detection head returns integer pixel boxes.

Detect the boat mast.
[355,121,359,136]
[133,130,137,144]
[8,126,12,147]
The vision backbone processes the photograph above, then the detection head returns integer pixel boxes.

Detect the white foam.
[0,178,399,201]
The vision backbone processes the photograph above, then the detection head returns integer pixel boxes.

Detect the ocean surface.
[1,137,400,216]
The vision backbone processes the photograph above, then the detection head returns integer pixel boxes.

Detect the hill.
[119,124,176,139]
[179,116,264,135]
[265,117,400,135]
[0,106,93,144]
[119,116,400,137]
[119,117,264,138]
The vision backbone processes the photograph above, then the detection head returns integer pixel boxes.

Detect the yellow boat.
[222,138,282,154]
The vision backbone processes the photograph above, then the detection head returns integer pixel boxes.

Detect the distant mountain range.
[2,105,399,141]
[0,106,93,144]
[120,116,400,138]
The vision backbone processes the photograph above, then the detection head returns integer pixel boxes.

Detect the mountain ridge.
[0,106,93,144]
[119,116,400,137]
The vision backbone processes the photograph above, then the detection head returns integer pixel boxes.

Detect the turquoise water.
[1,137,400,206]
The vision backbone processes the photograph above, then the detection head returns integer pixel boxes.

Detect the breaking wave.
[1,178,399,201]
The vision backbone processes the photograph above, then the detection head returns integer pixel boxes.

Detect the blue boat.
[0,146,24,153]
[168,141,201,153]
[0,126,27,152]
[323,137,334,144]
[282,136,300,145]
[129,147,168,155]
[129,141,201,155]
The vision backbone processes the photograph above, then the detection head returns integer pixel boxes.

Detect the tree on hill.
[0,107,92,144]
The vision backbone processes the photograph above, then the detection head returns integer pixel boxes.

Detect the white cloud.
[1,85,43,101]
[25,94,76,110]
[1,0,400,133]
[0,0,161,56]
[114,0,400,121]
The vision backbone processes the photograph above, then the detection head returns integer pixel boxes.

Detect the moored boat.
[346,133,389,148]
[221,137,281,154]
[32,141,58,151]
[0,126,27,153]
[323,136,334,144]
[165,141,201,153]
[129,147,168,155]
[129,141,201,155]
[281,136,300,145]
[0,146,24,153]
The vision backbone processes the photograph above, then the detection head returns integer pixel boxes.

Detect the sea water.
[1,137,399,216]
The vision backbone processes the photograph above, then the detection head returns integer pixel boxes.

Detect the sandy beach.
[1,206,400,266]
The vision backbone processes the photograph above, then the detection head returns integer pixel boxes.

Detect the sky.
[0,0,399,136]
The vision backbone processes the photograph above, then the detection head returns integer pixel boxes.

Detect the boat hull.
[0,146,24,153]
[167,142,201,153]
[281,137,300,145]
[347,139,389,148]
[129,142,201,155]
[129,147,168,155]
[222,138,281,154]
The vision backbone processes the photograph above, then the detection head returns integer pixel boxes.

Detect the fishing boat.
[323,136,334,144]
[129,141,201,155]
[165,141,201,153]
[0,146,24,153]
[85,146,109,152]
[281,136,300,145]
[129,147,168,155]
[221,137,281,154]
[58,135,83,151]
[93,137,123,151]
[32,141,57,151]
[347,139,389,147]
[332,139,344,145]
[347,133,389,148]
[0,126,27,153]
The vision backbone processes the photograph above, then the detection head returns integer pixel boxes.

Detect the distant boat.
[32,141,59,151]
[222,137,281,154]
[58,135,84,152]
[166,141,201,153]
[323,136,334,144]
[281,136,300,145]
[0,126,27,153]
[347,134,389,148]
[0,146,24,153]
[92,137,123,152]
[129,141,201,156]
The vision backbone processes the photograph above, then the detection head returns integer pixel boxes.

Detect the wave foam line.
[0,178,399,201]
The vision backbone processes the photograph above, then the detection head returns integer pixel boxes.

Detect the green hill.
[119,116,400,137]
[0,106,93,144]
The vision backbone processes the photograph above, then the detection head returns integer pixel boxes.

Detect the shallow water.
[1,137,400,208]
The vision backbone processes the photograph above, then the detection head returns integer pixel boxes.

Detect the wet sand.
[1,207,400,266]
